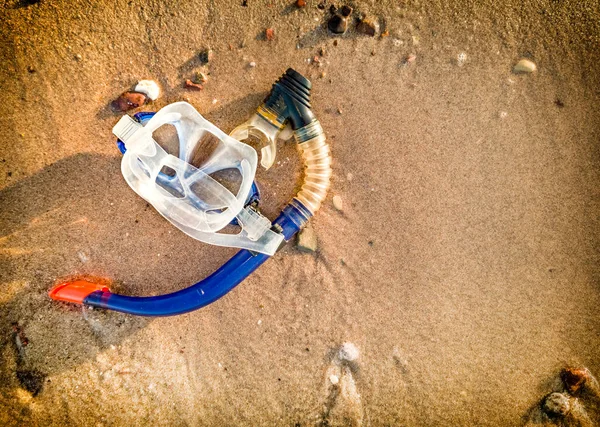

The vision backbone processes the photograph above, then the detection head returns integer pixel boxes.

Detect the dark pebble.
[16,370,46,396]
[561,367,590,393]
[340,5,352,17]
[328,14,347,34]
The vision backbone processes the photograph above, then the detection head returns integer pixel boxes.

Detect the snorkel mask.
[50,68,331,316]
[113,101,284,255]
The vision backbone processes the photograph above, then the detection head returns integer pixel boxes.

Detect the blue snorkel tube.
[49,69,331,317]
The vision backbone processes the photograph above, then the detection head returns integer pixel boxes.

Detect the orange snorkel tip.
[49,279,110,304]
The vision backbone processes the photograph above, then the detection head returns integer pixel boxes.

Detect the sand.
[1,0,599,425]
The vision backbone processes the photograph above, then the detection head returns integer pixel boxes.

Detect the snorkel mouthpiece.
[51,69,331,316]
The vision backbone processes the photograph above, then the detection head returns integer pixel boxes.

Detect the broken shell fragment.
[357,17,379,36]
[297,225,317,252]
[134,80,160,100]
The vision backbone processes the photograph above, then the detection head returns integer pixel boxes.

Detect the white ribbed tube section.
[294,133,332,214]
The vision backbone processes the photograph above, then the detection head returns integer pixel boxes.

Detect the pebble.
[405,53,417,64]
[513,58,537,73]
[297,225,317,252]
[74,53,82,61]
[77,251,89,263]
[199,48,213,64]
[134,80,160,100]
[193,71,208,85]
[561,368,591,393]
[338,342,359,362]
[456,52,467,67]
[184,79,203,90]
[357,17,379,36]
[265,28,275,41]
[328,14,348,34]
[543,392,571,417]
[329,374,340,385]
[340,5,352,17]
[499,111,508,119]
[249,61,257,67]
[111,91,147,112]
[332,195,343,211]
[296,0,306,7]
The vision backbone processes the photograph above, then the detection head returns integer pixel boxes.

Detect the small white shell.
[338,342,359,362]
[513,59,537,74]
[333,195,343,211]
[134,80,160,100]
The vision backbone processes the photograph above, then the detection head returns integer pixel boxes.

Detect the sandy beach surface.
[1,0,599,425]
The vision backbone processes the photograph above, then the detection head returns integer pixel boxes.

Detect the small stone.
[333,39,338,47]
[357,18,379,36]
[297,225,317,253]
[499,111,508,119]
[193,71,208,85]
[392,38,403,47]
[338,342,359,362]
[337,107,342,114]
[329,374,339,385]
[380,29,390,38]
[27,66,36,73]
[332,195,343,211]
[74,53,82,61]
[318,46,326,56]
[16,370,46,397]
[111,91,147,112]
[543,392,571,417]
[513,58,537,73]
[77,251,89,263]
[340,5,352,17]
[320,71,327,78]
[199,48,213,64]
[561,368,591,393]
[456,52,467,67]
[185,79,203,90]
[346,172,353,181]
[405,53,417,64]
[248,61,257,68]
[411,35,419,46]
[265,28,275,41]
[134,80,160,100]
[328,15,347,34]
[295,0,306,7]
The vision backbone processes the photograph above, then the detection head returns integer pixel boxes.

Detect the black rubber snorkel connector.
[258,68,316,133]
